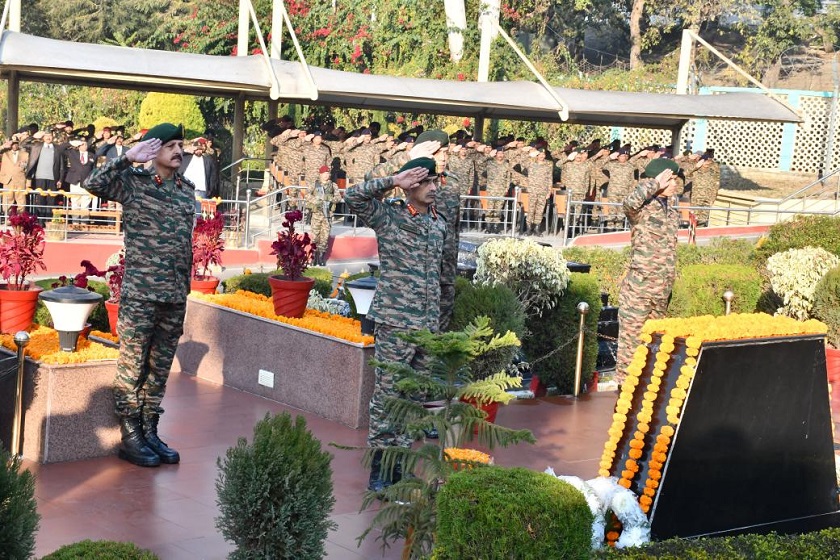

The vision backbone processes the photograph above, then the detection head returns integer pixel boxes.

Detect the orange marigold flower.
[628,448,642,459]
[649,469,662,480]
[643,487,656,497]
[645,479,659,489]
[661,426,674,437]
[618,478,632,488]
[639,495,653,506]
[629,439,645,449]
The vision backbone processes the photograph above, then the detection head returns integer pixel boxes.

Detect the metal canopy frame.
[0,31,800,130]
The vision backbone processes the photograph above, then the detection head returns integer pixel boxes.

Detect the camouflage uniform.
[365,153,460,331]
[483,158,512,224]
[688,161,720,224]
[615,178,679,383]
[305,178,341,252]
[84,156,194,419]
[345,175,447,448]
[602,160,637,219]
[524,159,553,230]
[558,158,592,231]
[300,142,331,188]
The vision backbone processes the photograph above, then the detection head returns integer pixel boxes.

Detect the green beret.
[142,123,185,144]
[415,129,450,146]
[644,158,680,178]
[397,157,438,177]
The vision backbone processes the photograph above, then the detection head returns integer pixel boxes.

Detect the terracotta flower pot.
[190,275,220,295]
[267,275,315,318]
[460,396,501,436]
[0,284,43,334]
[104,300,119,336]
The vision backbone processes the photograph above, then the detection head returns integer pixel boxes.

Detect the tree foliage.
[138,92,206,138]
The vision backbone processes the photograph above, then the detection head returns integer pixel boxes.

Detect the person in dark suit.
[179,138,220,211]
[25,131,66,222]
[61,137,96,224]
[94,132,128,162]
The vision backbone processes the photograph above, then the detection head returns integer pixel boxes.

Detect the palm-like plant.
[357,317,536,559]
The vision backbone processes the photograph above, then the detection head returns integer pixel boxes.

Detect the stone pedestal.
[0,353,119,463]
[174,297,375,429]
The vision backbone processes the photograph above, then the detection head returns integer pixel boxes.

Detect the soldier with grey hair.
[85,123,194,468]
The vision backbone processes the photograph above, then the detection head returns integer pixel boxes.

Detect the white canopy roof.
[0,31,801,128]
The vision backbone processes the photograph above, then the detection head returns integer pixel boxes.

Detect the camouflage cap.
[142,123,184,144]
[397,157,438,177]
[644,158,680,178]
[415,129,450,146]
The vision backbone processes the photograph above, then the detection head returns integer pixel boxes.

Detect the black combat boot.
[142,414,180,464]
[118,417,161,467]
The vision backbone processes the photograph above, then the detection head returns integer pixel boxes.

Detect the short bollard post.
[11,331,30,457]
[574,302,590,397]
[723,290,734,316]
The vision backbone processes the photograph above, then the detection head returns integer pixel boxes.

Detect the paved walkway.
[29,372,618,559]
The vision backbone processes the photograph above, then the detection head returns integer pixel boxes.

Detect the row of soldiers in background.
[264,116,721,235]
[0,120,223,225]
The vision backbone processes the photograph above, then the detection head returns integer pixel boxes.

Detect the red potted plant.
[79,254,125,336]
[0,209,47,333]
[191,212,225,294]
[268,209,317,318]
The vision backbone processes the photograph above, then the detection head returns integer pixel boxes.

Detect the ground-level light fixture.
[39,286,103,352]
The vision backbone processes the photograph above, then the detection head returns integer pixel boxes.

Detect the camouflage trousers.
[368,323,430,449]
[691,187,717,224]
[483,186,508,223]
[526,187,550,228]
[309,211,331,251]
[615,271,672,384]
[114,297,186,419]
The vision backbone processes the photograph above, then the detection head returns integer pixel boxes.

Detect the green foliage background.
[41,540,159,560]
[138,93,206,139]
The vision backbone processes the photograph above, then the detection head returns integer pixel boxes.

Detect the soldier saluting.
[84,123,194,468]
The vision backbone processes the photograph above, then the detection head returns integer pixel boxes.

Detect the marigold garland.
[193,290,375,346]
[90,330,119,343]
[0,325,119,364]
[444,447,493,470]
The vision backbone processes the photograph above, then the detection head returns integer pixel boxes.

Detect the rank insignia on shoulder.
[128,166,150,176]
[386,197,406,207]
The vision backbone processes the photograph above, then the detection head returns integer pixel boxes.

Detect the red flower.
[457,72,465,81]
[192,212,226,280]
[0,209,46,289]
[396,115,405,124]
[463,118,471,128]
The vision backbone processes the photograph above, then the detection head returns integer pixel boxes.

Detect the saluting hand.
[409,140,440,160]
[126,138,161,164]
[393,167,429,191]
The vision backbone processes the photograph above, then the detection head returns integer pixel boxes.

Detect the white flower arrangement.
[475,238,570,316]
[766,246,840,321]
[306,291,351,316]
[545,468,651,550]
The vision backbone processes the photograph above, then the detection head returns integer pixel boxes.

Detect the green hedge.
[34,279,111,333]
[562,246,630,307]
[523,272,602,392]
[756,215,840,262]
[676,237,758,270]
[596,527,840,559]
[450,277,527,380]
[812,265,840,348]
[669,264,762,318]
[222,267,333,299]
[41,540,159,559]
[435,466,592,560]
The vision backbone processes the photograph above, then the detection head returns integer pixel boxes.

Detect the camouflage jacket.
[690,161,720,196]
[365,153,460,294]
[446,156,476,195]
[484,159,512,196]
[558,160,592,198]
[301,143,331,177]
[84,156,195,303]
[603,161,637,199]
[305,179,342,217]
[623,178,679,285]
[524,159,554,192]
[344,176,447,331]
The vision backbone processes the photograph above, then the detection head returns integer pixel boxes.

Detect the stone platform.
[174,297,375,429]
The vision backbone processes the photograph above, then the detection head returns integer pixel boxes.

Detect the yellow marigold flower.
[661,426,675,437]
[685,336,701,349]
[605,441,617,451]
[659,342,675,353]
[671,387,687,399]
[613,413,627,422]
[599,468,611,477]
[636,423,650,434]
[639,333,653,343]
[676,377,690,389]
[680,365,695,376]
[684,357,697,366]
[600,460,613,470]
[626,365,642,377]
[643,391,659,402]
[667,414,680,424]
[637,413,652,424]
[686,348,699,357]
[651,369,664,378]
[665,405,680,416]
[655,351,671,363]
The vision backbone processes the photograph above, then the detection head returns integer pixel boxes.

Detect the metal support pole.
[723,290,734,316]
[574,302,590,397]
[11,331,30,457]
[244,188,252,249]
